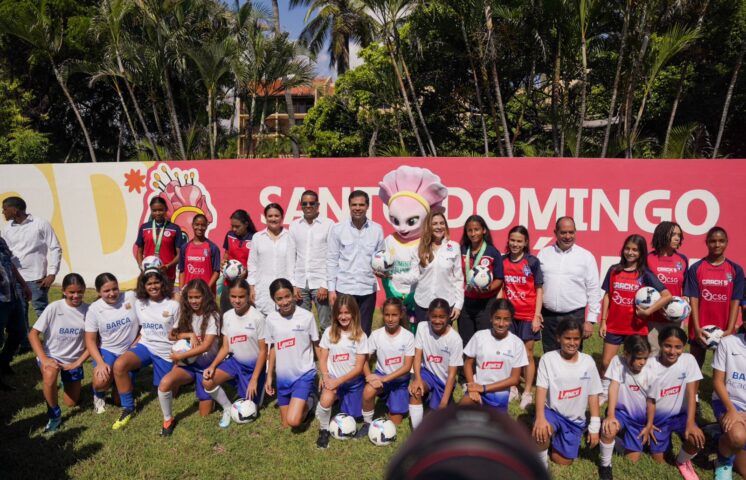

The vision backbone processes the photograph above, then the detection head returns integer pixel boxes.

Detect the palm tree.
[600,0,631,158]
[713,37,746,158]
[484,3,513,157]
[575,0,595,156]
[271,0,301,157]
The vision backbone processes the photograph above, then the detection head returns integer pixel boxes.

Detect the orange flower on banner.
[124,169,147,193]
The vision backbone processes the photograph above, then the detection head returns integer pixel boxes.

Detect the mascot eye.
[406,217,420,227]
[391,217,400,226]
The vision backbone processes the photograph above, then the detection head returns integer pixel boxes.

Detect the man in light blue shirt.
[327,190,384,335]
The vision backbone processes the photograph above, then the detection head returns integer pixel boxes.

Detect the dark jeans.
[457,297,496,348]
[22,279,49,349]
[541,307,586,353]
[0,299,25,366]
[339,291,376,336]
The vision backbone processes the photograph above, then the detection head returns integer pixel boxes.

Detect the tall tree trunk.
[111,77,138,145]
[368,127,378,157]
[400,55,437,156]
[713,38,746,158]
[150,89,165,139]
[576,28,589,156]
[52,63,97,162]
[485,5,513,157]
[248,93,257,158]
[663,74,684,156]
[476,35,504,156]
[115,50,158,159]
[207,89,215,158]
[387,45,427,157]
[601,1,630,157]
[551,31,562,156]
[162,67,187,159]
[624,9,650,158]
[271,0,300,158]
[460,19,489,156]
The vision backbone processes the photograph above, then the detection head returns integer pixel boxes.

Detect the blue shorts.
[650,412,687,454]
[217,356,266,404]
[277,369,316,407]
[615,409,648,453]
[37,359,84,384]
[376,370,410,415]
[337,376,364,417]
[92,348,119,369]
[129,343,173,387]
[178,364,211,401]
[421,368,452,410]
[481,390,510,412]
[510,319,541,342]
[543,407,585,459]
[604,333,627,346]
[713,399,746,451]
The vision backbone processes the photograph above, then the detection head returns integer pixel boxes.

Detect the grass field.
[0,288,731,479]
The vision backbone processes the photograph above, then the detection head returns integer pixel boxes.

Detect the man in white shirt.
[537,217,601,353]
[2,196,62,353]
[327,190,384,335]
[289,190,334,332]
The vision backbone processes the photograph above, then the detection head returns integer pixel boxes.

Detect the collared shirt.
[289,216,334,290]
[327,218,384,295]
[247,228,296,315]
[413,240,465,310]
[2,214,62,281]
[537,243,601,323]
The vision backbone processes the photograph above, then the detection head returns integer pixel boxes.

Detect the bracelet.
[588,416,601,434]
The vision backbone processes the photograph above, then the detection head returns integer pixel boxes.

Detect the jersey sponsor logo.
[230,335,247,344]
[558,387,582,400]
[333,353,350,362]
[660,385,681,397]
[385,356,402,366]
[732,372,746,381]
[701,288,728,302]
[142,322,164,330]
[611,291,635,305]
[702,279,728,286]
[505,275,527,284]
[59,327,82,335]
[504,287,527,301]
[277,338,296,350]
[187,264,206,275]
[481,361,504,370]
[427,355,443,363]
[657,272,680,285]
[657,266,678,273]
[580,371,592,381]
[187,255,207,262]
[612,281,639,291]
[628,385,641,391]
[292,324,305,332]
[105,317,132,331]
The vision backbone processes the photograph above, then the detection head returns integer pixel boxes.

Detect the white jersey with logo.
[85,291,138,355]
[647,353,702,422]
[33,299,88,365]
[320,327,369,378]
[712,333,746,410]
[134,297,179,361]
[605,355,656,421]
[536,350,602,425]
[189,313,220,369]
[463,330,528,385]
[383,235,420,296]
[265,307,319,385]
[414,323,463,383]
[222,307,265,367]
[368,326,415,375]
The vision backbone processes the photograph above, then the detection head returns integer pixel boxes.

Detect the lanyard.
[465,241,487,281]
[152,220,167,256]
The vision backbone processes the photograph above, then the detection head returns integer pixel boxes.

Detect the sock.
[93,388,106,400]
[716,452,735,467]
[676,449,696,465]
[409,404,423,429]
[538,449,549,469]
[158,390,173,421]
[206,386,232,411]
[47,404,62,419]
[362,409,374,424]
[600,440,614,467]
[316,404,331,430]
[120,391,135,411]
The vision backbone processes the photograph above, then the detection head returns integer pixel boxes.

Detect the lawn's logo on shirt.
[277,338,296,350]
[660,385,681,397]
[231,335,247,344]
[481,361,504,370]
[558,387,582,400]
[385,356,402,366]
[333,353,349,362]
[427,355,443,363]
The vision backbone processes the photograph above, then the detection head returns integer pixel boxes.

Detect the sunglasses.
[301,201,319,207]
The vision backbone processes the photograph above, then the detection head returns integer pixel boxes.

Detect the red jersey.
[502,254,543,321]
[684,259,745,336]
[602,267,665,335]
[648,251,688,322]
[223,231,253,287]
[135,221,184,280]
[178,239,220,291]
[461,244,504,300]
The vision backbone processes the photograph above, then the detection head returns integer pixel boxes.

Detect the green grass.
[0,288,729,479]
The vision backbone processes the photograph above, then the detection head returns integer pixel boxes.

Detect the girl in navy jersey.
[501,225,543,409]
[85,273,139,414]
[203,279,266,428]
[685,226,745,367]
[220,209,256,313]
[157,279,220,436]
[647,222,688,355]
[360,297,415,433]
[645,326,704,478]
[112,269,179,430]
[179,214,220,293]
[408,298,464,429]
[28,273,89,433]
[533,318,602,468]
[600,234,670,402]
[460,299,527,412]
[315,295,369,448]
[135,197,183,283]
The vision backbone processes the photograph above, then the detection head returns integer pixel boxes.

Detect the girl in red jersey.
[685,226,745,367]
[599,234,670,402]
[502,225,543,410]
[179,214,221,293]
[647,221,689,355]
[135,197,184,283]
[220,209,257,313]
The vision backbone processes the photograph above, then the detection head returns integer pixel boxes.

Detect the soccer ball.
[371,250,393,274]
[469,265,493,291]
[664,297,691,323]
[230,399,258,423]
[142,255,162,271]
[330,413,357,440]
[634,287,661,309]
[702,325,724,350]
[171,339,195,365]
[368,418,397,446]
[223,259,245,281]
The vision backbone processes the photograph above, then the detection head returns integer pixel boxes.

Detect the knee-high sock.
[316,403,332,431]
[206,386,232,411]
[409,404,423,429]
[158,390,173,421]
[599,440,614,467]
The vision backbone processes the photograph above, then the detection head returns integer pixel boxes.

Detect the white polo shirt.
[2,214,62,281]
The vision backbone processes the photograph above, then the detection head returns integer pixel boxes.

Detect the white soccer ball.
[230,399,258,424]
[703,325,724,350]
[664,297,691,323]
[371,250,393,274]
[171,339,195,365]
[330,413,357,440]
[634,287,661,309]
[368,418,397,446]
[142,255,162,271]
[223,259,245,281]
[469,265,493,291]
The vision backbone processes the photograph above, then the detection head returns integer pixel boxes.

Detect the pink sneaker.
[677,460,699,480]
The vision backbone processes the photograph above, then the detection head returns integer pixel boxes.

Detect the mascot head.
[378,166,448,242]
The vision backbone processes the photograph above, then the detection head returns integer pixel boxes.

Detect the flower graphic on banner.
[124,169,147,193]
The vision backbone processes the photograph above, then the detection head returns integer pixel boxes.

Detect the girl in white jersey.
[408,298,464,429]
[533,318,602,468]
[599,335,655,480]
[84,273,139,414]
[28,273,90,433]
[460,299,527,413]
[315,294,369,448]
[157,279,220,436]
[645,325,704,479]
[360,297,415,435]
[203,279,267,429]
[264,278,320,429]
[111,268,179,431]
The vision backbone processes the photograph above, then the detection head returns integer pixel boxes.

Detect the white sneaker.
[509,386,519,402]
[519,392,533,410]
[93,396,106,414]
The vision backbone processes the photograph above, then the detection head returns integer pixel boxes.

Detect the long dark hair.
[135,269,173,300]
[613,234,648,276]
[230,209,257,235]
[460,215,494,248]
[651,221,683,253]
[176,279,220,339]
